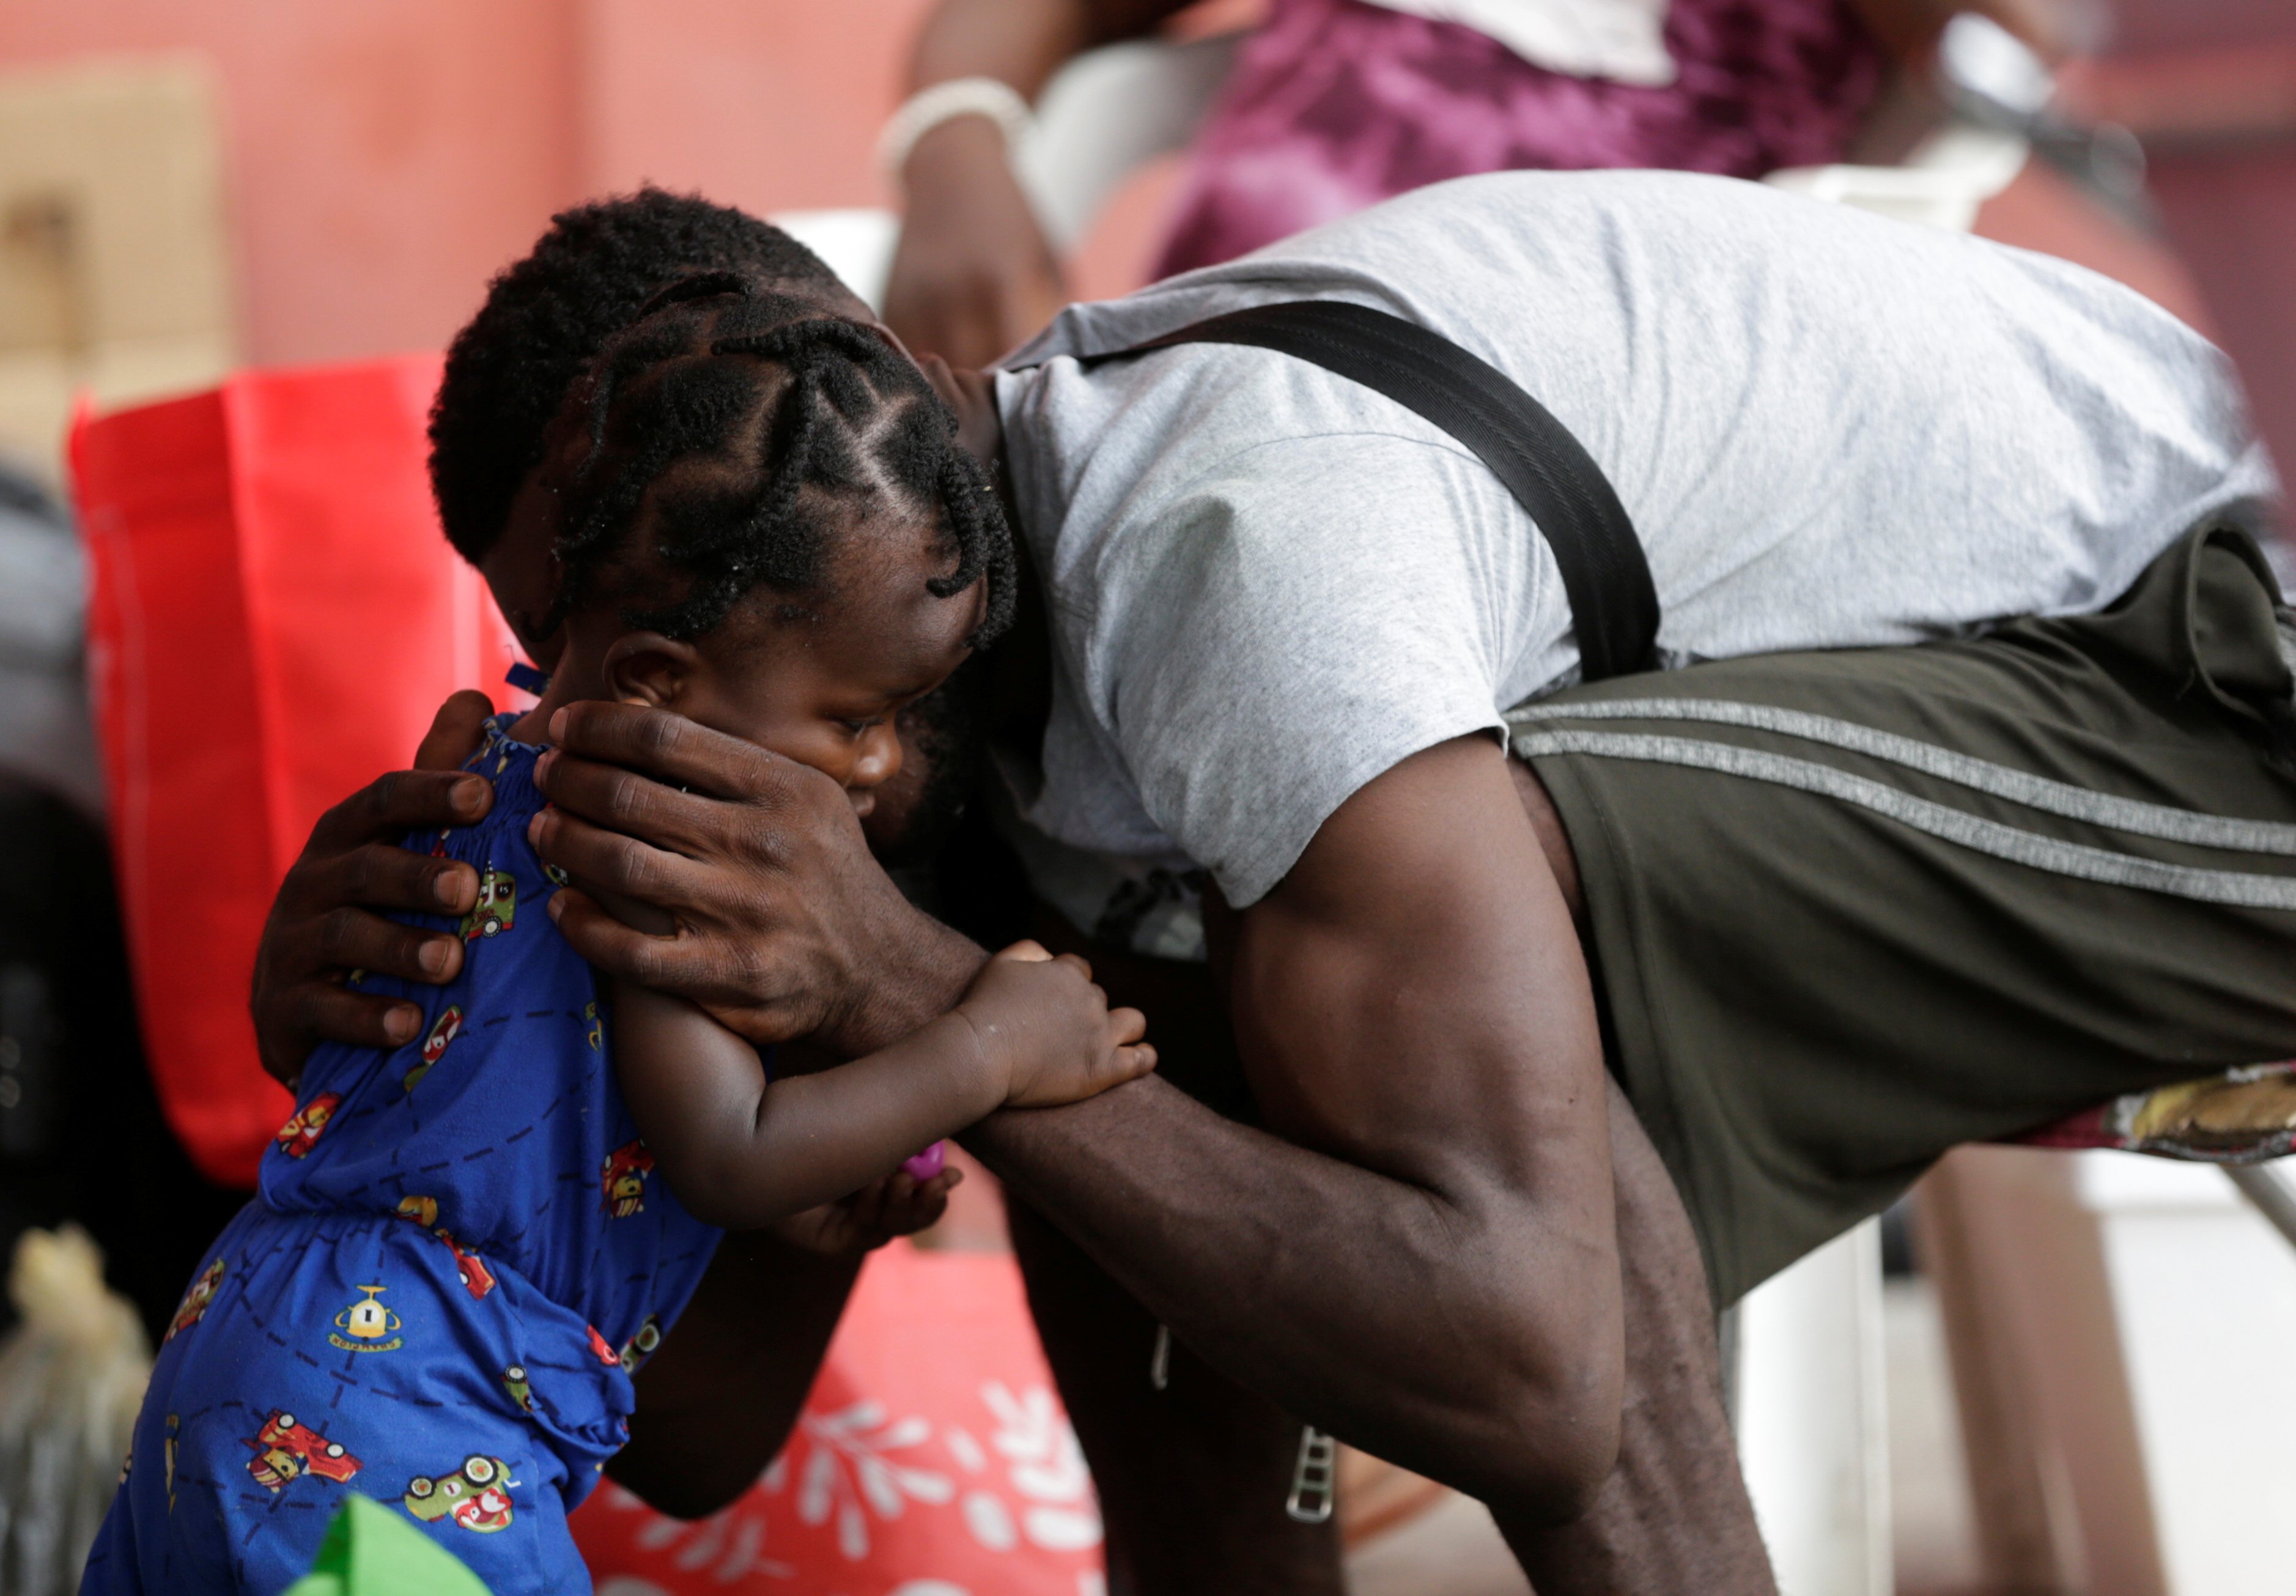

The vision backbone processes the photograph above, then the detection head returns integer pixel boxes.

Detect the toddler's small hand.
[772,1166,962,1256]
[957,941,1156,1109]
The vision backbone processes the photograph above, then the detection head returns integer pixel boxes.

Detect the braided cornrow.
[428,189,849,564]
[546,275,1016,648]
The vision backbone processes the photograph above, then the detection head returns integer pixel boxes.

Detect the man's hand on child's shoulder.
[249,691,498,1087]
[770,1167,964,1256]
[955,942,1157,1111]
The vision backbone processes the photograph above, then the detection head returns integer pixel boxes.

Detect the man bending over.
[253,174,2292,1592]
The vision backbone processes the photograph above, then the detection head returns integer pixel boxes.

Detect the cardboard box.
[0,56,235,486]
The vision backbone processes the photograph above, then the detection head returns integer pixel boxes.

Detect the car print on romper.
[163,1257,225,1342]
[460,870,515,940]
[437,1230,496,1298]
[244,1410,361,1491]
[404,1005,463,1091]
[273,1093,342,1158]
[618,1313,663,1374]
[393,1195,497,1298]
[404,1455,515,1533]
[600,1140,652,1218]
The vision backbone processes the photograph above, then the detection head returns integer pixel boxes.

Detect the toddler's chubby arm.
[605,918,1154,1232]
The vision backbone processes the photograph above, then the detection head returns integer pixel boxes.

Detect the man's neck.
[936,360,1006,487]
[925,358,1052,759]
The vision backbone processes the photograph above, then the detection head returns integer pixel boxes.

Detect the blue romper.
[84,717,723,1595]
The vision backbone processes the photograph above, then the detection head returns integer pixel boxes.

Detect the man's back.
[995,169,2277,907]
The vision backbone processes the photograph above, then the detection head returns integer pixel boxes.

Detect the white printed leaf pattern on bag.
[583,1379,1100,1580]
[983,1381,1104,1551]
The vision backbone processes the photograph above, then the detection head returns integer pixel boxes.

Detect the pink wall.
[0,0,927,368]
[2,0,2287,464]
[579,0,931,221]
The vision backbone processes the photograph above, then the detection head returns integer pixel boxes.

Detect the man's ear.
[603,633,702,708]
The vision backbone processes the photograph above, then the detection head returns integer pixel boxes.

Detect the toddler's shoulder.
[399,717,577,959]
[412,714,550,855]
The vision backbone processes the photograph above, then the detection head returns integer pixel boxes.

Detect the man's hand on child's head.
[249,692,498,1087]
[956,942,1157,1110]
[770,1167,963,1256]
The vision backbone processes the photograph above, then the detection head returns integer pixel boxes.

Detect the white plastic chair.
[1918,1145,2296,1595]
[1765,124,2028,232]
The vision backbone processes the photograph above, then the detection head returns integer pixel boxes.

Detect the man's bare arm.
[539,711,1623,1517]
[969,736,1622,1515]
[531,706,992,1056]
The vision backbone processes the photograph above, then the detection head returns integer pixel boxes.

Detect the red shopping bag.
[69,357,519,1186]
[572,1241,1107,1596]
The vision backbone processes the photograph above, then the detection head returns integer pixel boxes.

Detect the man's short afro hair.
[427,187,846,564]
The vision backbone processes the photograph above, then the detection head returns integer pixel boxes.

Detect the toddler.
[83,275,1152,1594]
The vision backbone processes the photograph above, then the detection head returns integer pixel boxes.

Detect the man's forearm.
[963,1076,1608,1513]
[830,915,989,1056]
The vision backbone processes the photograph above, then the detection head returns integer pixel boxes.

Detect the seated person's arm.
[888,0,1192,366]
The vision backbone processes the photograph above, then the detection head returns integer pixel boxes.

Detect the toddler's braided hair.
[429,187,847,565]
[547,272,1016,648]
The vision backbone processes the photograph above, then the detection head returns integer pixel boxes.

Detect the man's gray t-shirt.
[992,170,2279,915]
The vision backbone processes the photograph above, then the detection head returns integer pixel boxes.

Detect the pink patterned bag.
[572,1241,1106,1596]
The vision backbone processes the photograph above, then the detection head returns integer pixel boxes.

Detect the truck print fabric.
[84,717,723,1595]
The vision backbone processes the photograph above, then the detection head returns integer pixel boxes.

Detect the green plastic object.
[281,1494,495,1596]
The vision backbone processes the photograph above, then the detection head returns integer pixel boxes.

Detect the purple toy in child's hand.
[902,1142,946,1181]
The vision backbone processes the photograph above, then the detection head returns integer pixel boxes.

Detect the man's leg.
[1497,757,1774,1590]
[1006,1195,1346,1595]
[996,903,1403,1595]
[1498,1078,1775,1594]
[1515,525,2296,1305]
[1005,902,1345,1594]
[1009,1083,1774,1596]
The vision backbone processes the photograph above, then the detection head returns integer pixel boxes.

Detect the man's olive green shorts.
[1515,524,2296,1307]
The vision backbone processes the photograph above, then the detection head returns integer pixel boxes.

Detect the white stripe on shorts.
[1508,696,2296,854]
[1507,727,2296,909]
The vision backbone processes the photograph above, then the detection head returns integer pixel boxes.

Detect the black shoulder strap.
[1077,300,1659,682]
